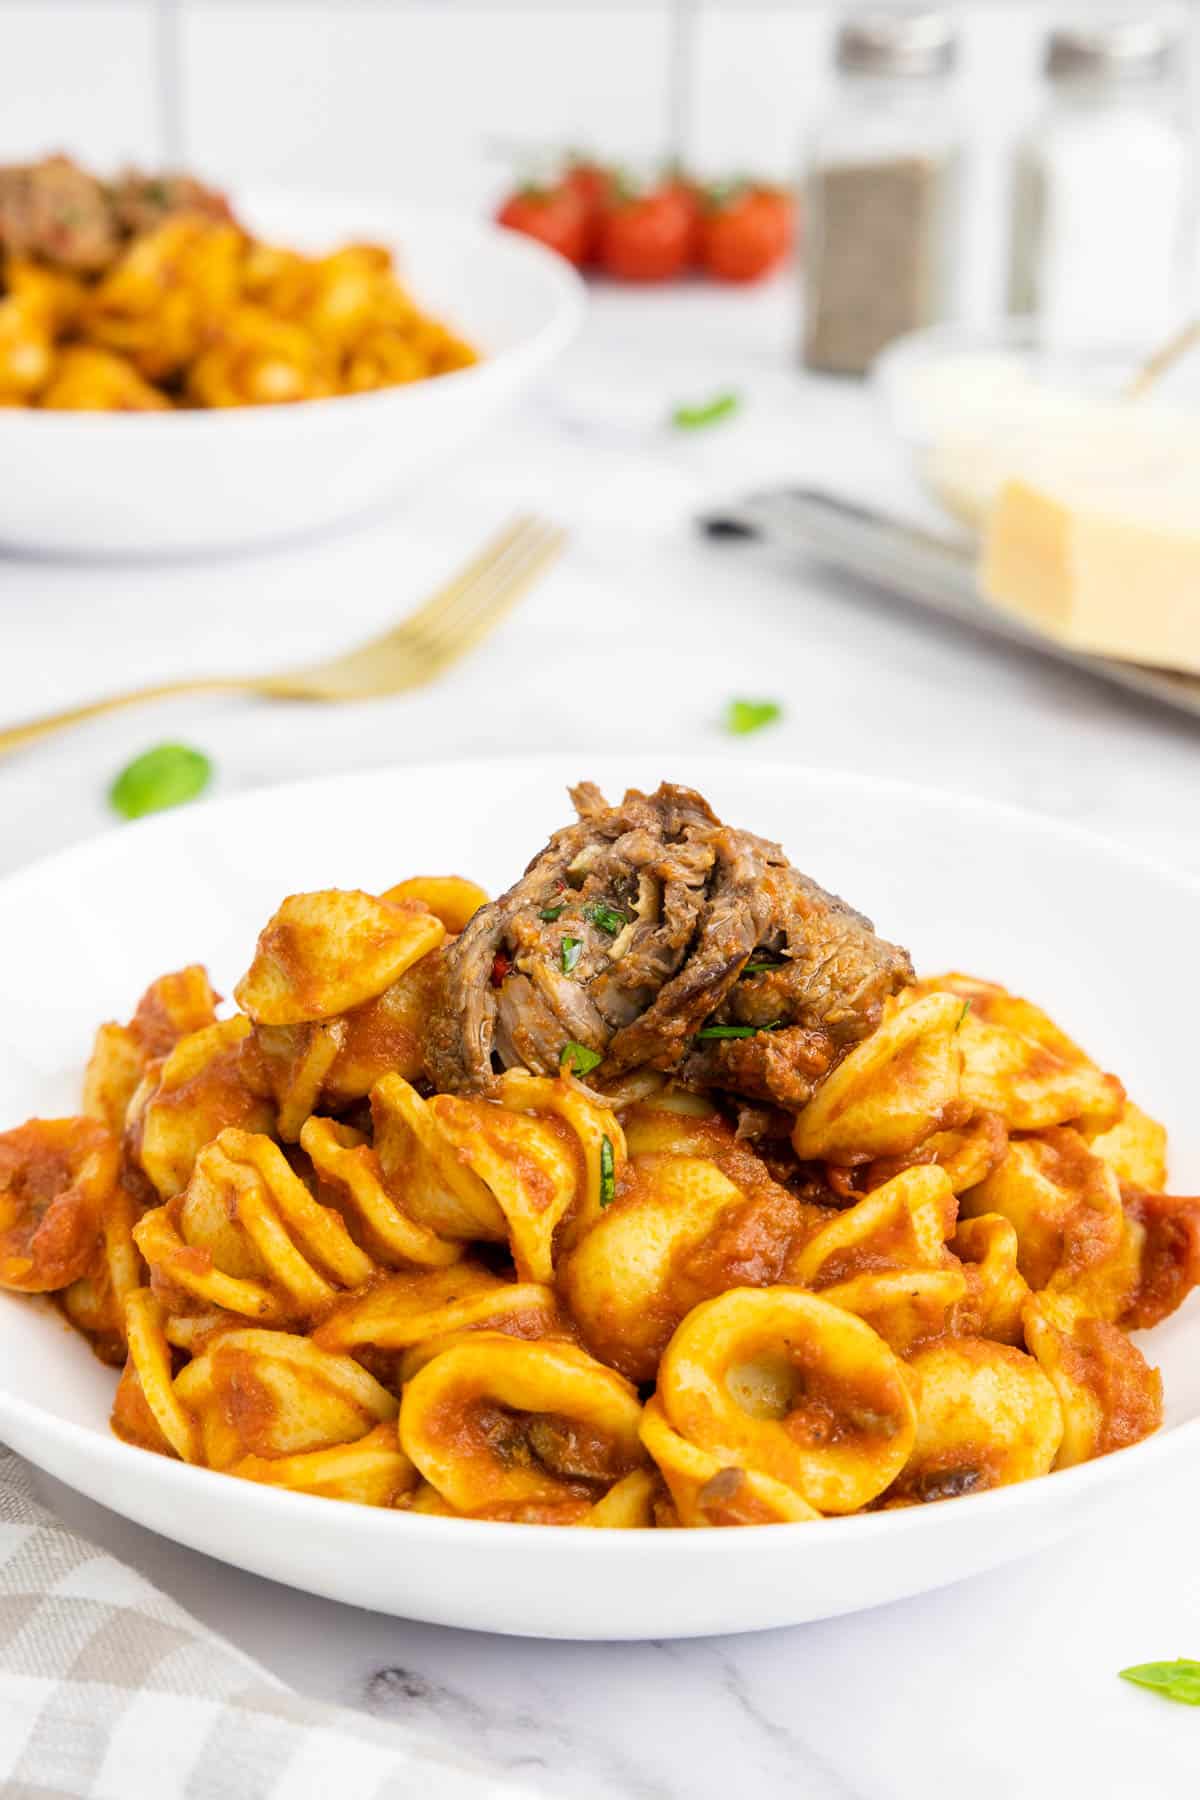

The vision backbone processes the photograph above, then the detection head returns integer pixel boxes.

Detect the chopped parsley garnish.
[561,936,582,974]
[109,743,212,821]
[725,698,782,737]
[695,1022,781,1040]
[560,1041,602,1077]
[599,1135,616,1207]
[1119,1660,1200,1706]
[539,904,566,922]
[743,957,784,975]
[583,900,626,936]
[956,999,972,1032]
[671,391,740,431]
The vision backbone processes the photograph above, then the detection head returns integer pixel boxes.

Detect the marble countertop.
[4,276,1199,1798]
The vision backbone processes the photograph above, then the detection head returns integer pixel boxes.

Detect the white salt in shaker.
[1009,16,1191,351]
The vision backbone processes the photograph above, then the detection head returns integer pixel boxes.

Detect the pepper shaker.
[803,7,963,376]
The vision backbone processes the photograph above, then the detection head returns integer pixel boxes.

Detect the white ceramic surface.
[0,755,1195,1641]
[0,192,584,556]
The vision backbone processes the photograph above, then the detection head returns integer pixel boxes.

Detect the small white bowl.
[872,318,1141,456]
[871,318,1200,530]
[0,191,585,557]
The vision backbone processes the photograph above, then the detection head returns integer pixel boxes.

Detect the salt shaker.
[803,7,962,376]
[1009,17,1191,350]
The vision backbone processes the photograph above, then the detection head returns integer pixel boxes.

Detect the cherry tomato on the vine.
[598,179,699,282]
[563,159,611,262]
[496,182,588,267]
[701,185,795,283]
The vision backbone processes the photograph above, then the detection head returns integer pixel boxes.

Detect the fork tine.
[270,515,566,700]
[379,516,542,644]
[424,534,568,675]
[415,520,566,665]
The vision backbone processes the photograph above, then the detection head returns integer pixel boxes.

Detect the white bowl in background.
[0,192,584,557]
[872,317,1200,530]
[0,755,1195,1640]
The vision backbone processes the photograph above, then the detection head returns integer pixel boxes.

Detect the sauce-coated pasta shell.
[232,1420,417,1507]
[789,1165,957,1287]
[493,1069,625,1250]
[581,1467,664,1529]
[882,1337,1062,1505]
[0,1116,120,1292]
[560,1152,799,1383]
[175,1329,397,1469]
[949,1214,1031,1344]
[380,876,489,934]
[787,1165,962,1352]
[1022,1293,1162,1467]
[313,1264,569,1381]
[640,1396,819,1526]
[118,1288,202,1463]
[130,1017,274,1200]
[372,1074,507,1242]
[1083,1102,1168,1193]
[621,1090,727,1161]
[399,1334,646,1515]
[135,1127,375,1325]
[1117,1186,1200,1330]
[655,1288,918,1514]
[373,1074,605,1282]
[791,993,966,1164]
[235,890,444,1026]
[902,975,1124,1132]
[60,1174,143,1362]
[83,965,219,1137]
[301,1115,461,1270]
[961,1128,1126,1300]
[867,1110,1008,1196]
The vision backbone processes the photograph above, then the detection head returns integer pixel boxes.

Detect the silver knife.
[701,486,1200,725]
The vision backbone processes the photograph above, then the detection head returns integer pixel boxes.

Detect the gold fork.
[0,515,566,758]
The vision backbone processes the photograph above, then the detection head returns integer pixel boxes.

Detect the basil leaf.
[1120,1660,1200,1706]
[109,743,212,821]
[561,936,582,974]
[561,1041,602,1077]
[583,900,626,936]
[695,1022,781,1040]
[671,391,740,430]
[725,698,782,736]
[599,1134,616,1207]
[539,904,566,922]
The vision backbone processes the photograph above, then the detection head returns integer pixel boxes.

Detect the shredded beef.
[425,781,912,1108]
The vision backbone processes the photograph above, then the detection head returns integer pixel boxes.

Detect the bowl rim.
[0,753,1196,1552]
[0,199,586,432]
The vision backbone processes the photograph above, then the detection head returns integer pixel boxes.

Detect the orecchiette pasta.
[653,1287,918,1514]
[0,161,479,411]
[399,1334,647,1520]
[0,824,1194,1528]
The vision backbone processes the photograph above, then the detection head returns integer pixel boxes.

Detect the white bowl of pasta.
[0,191,583,556]
[0,756,1196,1640]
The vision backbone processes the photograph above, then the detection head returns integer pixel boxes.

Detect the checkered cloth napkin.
[0,1450,538,1800]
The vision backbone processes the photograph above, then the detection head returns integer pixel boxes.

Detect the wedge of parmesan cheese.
[977,408,1200,674]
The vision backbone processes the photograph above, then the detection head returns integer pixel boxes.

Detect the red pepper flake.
[491,951,511,987]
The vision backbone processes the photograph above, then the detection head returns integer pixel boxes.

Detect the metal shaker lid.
[836,8,958,78]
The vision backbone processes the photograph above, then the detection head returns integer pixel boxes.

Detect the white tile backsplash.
[0,4,158,166]
[0,2,1192,325]
[181,4,677,209]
